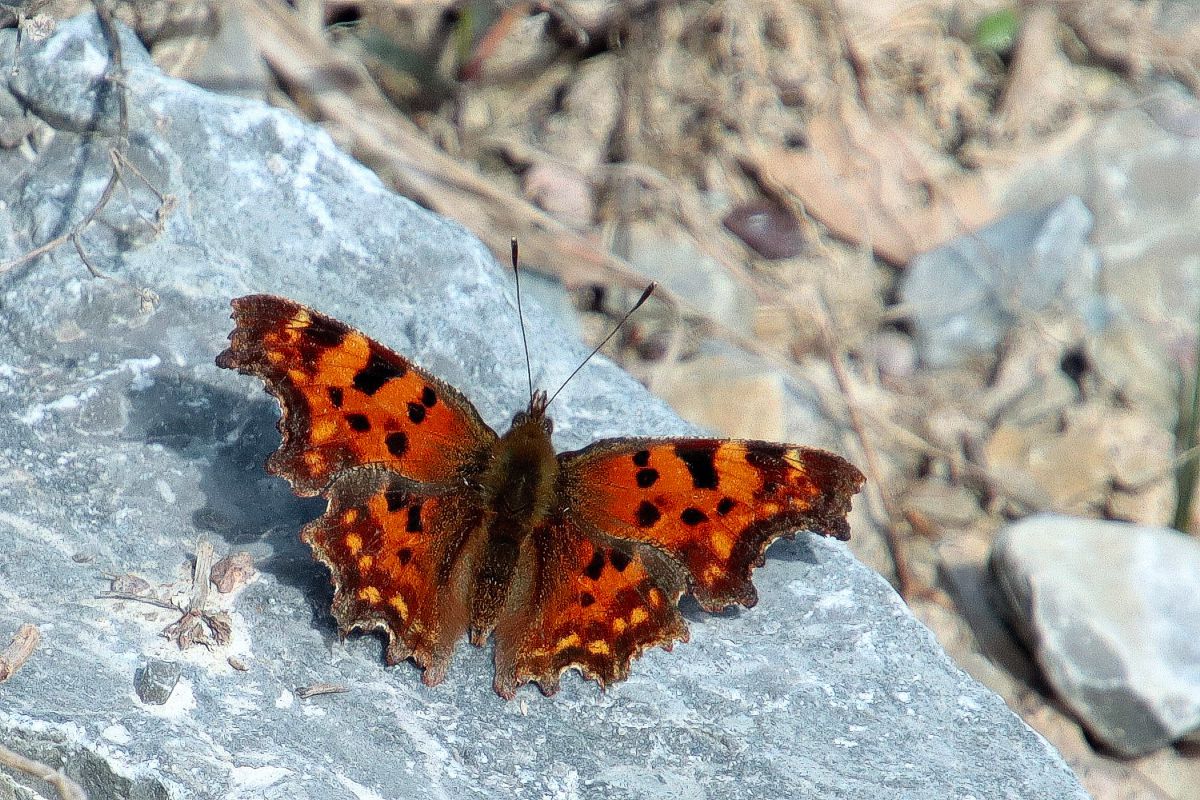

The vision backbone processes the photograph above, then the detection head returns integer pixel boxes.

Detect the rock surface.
[990,515,1200,757]
[0,15,1088,800]
[899,196,1098,367]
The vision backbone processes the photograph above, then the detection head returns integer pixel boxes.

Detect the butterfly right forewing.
[559,438,865,611]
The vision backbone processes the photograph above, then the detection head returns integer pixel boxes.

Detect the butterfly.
[216,287,864,699]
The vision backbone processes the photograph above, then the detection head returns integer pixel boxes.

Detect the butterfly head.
[510,389,553,435]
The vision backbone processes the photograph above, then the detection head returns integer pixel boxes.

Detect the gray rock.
[899,196,1098,367]
[616,220,757,337]
[134,659,183,705]
[990,514,1200,757]
[0,14,1088,799]
[1003,99,1200,425]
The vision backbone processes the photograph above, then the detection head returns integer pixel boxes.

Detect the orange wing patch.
[492,519,689,699]
[216,295,495,494]
[563,440,865,610]
[301,468,482,685]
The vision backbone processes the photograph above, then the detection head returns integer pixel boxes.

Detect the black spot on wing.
[421,386,437,407]
[406,502,423,533]
[345,413,370,432]
[746,444,790,471]
[353,351,406,396]
[304,317,348,347]
[385,489,406,512]
[680,507,708,525]
[407,402,426,424]
[676,443,719,489]
[635,501,661,527]
[717,497,736,515]
[635,468,659,488]
[609,550,631,572]
[327,387,344,408]
[632,450,651,467]
[385,431,409,457]
[584,550,605,581]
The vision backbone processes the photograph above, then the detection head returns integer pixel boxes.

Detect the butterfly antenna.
[511,238,535,406]
[545,282,657,409]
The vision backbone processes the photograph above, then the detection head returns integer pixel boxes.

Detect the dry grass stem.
[0,743,86,800]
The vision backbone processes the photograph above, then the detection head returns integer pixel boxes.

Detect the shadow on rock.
[124,372,326,600]
[765,533,820,564]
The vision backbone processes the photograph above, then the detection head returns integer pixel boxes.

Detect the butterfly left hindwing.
[301,468,481,686]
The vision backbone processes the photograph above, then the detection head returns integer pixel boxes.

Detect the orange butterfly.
[217,282,863,698]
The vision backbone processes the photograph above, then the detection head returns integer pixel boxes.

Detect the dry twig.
[0,624,39,682]
[162,539,232,648]
[296,683,349,699]
[811,294,916,598]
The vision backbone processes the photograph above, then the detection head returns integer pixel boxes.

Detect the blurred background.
[5,1,1199,797]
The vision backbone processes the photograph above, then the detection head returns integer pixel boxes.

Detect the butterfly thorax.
[482,409,558,528]
[468,398,558,643]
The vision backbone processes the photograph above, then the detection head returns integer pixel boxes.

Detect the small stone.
[522,162,594,229]
[990,515,1200,756]
[173,4,269,100]
[984,406,1112,514]
[621,221,756,335]
[722,200,805,260]
[210,551,255,593]
[1106,481,1175,527]
[904,481,981,529]
[1104,411,1174,490]
[108,573,153,596]
[900,196,1098,366]
[135,660,182,705]
[865,330,918,382]
[1086,319,1180,431]
[539,55,619,171]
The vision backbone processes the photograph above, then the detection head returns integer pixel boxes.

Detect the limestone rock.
[0,14,1088,799]
[991,514,1200,757]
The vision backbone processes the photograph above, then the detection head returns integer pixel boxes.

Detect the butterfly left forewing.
[560,439,865,610]
[217,294,496,495]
